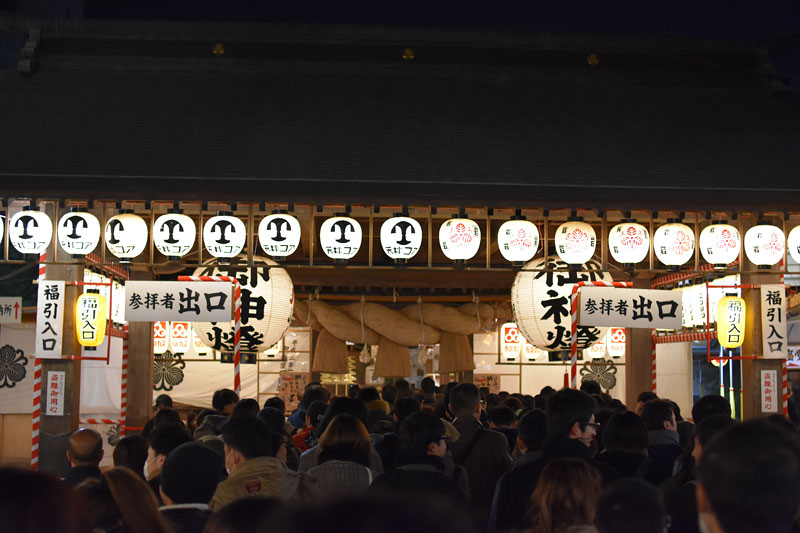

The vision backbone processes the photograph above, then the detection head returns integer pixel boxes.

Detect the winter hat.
[160,442,223,504]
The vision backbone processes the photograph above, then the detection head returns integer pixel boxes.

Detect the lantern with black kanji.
[203,212,246,260]
[717,296,745,349]
[380,215,422,263]
[744,224,784,269]
[258,213,301,259]
[608,221,649,267]
[699,222,740,269]
[320,215,362,262]
[654,220,695,272]
[439,217,481,262]
[58,210,100,257]
[104,211,148,262]
[154,211,196,260]
[555,220,596,266]
[9,207,52,255]
[497,219,539,264]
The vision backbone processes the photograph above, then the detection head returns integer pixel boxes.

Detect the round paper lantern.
[744,224,785,268]
[154,212,196,259]
[606,327,626,358]
[608,221,649,266]
[439,217,481,262]
[9,208,52,255]
[380,216,422,263]
[105,212,148,261]
[320,215,362,261]
[58,211,100,256]
[498,219,540,264]
[258,213,301,259]
[153,321,169,354]
[203,212,246,259]
[75,291,107,347]
[555,220,596,265]
[586,333,607,359]
[511,257,612,351]
[193,257,294,353]
[654,221,695,271]
[717,296,745,349]
[788,226,800,265]
[699,223,740,269]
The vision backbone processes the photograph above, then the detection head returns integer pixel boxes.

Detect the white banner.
[125,281,232,322]
[35,280,65,358]
[0,297,21,323]
[761,284,787,359]
[761,369,778,413]
[579,286,682,329]
[45,370,65,416]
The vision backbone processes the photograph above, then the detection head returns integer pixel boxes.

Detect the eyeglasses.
[584,422,600,430]
[438,436,451,443]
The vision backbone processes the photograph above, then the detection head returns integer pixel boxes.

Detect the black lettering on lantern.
[63,215,88,239]
[15,215,37,239]
[211,219,235,244]
[266,218,290,242]
[107,219,124,244]
[160,219,184,244]
[391,220,414,245]
[332,220,354,243]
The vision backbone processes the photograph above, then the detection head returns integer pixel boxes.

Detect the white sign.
[761,284,787,359]
[761,369,778,413]
[499,322,544,363]
[169,321,191,352]
[35,281,64,359]
[125,281,232,322]
[0,297,22,323]
[153,321,169,354]
[45,371,65,416]
[579,286,682,329]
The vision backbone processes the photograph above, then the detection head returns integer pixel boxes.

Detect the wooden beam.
[286,267,516,290]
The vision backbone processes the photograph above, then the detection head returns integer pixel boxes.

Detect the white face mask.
[143,456,156,481]
[698,512,714,533]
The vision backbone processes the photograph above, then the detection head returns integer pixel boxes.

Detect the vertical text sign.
[35,281,65,359]
[46,370,65,416]
[761,369,778,413]
[761,285,787,359]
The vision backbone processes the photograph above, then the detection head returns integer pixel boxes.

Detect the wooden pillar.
[625,278,654,410]
[740,273,780,420]
[125,270,154,432]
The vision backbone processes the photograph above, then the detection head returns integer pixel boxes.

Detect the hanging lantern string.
[306,294,313,326]
[417,296,425,345]
[360,294,366,344]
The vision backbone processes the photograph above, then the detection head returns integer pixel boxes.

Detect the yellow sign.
[76,292,107,347]
[717,296,745,349]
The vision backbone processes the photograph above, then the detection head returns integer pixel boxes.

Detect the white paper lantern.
[105,212,148,261]
[203,213,246,259]
[608,221,649,266]
[320,215,362,261]
[606,327,626,358]
[57,211,100,256]
[787,226,800,264]
[439,217,481,261]
[654,221,695,271]
[555,221,596,265]
[258,213,301,258]
[193,257,294,353]
[153,321,169,354]
[154,212,196,259]
[744,224,785,267]
[511,257,612,351]
[498,219,540,263]
[699,223,740,268]
[586,334,607,359]
[9,208,52,255]
[380,216,422,262]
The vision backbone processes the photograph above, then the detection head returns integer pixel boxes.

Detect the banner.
[761,285,787,359]
[125,281,231,322]
[761,369,778,413]
[579,286,682,329]
[35,280,65,358]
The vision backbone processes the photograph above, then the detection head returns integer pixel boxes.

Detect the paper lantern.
[439,217,481,261]
[380,216,422,262]
[169,321,191,353]
[153,321,169,354]
[105,212,148,261]
[203,212,246,259]
[788,226,800,265]
[193,257,294,353]
[654,221,695,271]
[555,221,596,265]
[498,219,540,263]
[192,327,211,356]
[608,221,649,266]
[9,208,52,255]
[75,292,107,347]
[154,212,196,259]
[586,334,607,359]
[58,211,100,256]
[320,215,362,261]
[606,327,626,358]
[717,296,745,349]
[258,213,301,259]
[511,257,612,351]
[500,322,545,362]
[699,223,740,268]
[744,224,785,268]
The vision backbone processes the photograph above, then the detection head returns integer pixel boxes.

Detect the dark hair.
[233,398,261,418]
[517,409,547,451]
[395,379,411,392]
[301,385,330,409]
[204,496,283,533]
[258,407,287,435]
[580,380,602,396]
[667,399,683,422]
[307,400,329,428]
[160,442,224,504]
[546,389,598,438]
[112,435,148,476]
[0,468,85,533]
[358,386,381,403]
[155,394,173,409]
[595,478,667,533]
[640,400,674,431]
[697,420,800,533]
[393,396,421,424]
[602,411,648,452]
[152,408,184,432]
[149,424,191,457]
[222,415,272,459]
[420,377,437,394]
[696,414,737,448]
[529,458,601,532]
[691,394,731,425]
[503,397,524,413]
[196,408,220,428]
[449,383,480,417]
[263,396,286,413]
[381,384,397,405]
[315,397,368,437]
[212,388,240,411]
[637,391,658,404]
[398,411,446,458]
[319,414,371,457]
[488,406,516,427]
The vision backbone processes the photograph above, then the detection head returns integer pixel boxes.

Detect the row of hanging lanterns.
[3,206,796,269]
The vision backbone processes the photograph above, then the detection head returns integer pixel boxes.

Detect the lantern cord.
[473,292,492,332]
[360,295,366,344]
[306,295,313,326]
[417,296,425,344]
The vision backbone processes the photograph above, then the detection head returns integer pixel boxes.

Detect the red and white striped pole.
[31,252,46,469]
[783,360,789,417]
[120,324,129,435]
[651,333,657,393]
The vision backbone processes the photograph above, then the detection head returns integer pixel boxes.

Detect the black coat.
[370,455,467,506]
[595,449,667,486]
[63,465,102,487]
[161,505,214,533]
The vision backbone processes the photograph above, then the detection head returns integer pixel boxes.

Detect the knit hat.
[160,442,223,504]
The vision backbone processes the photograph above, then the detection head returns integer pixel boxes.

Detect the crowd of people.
[2,378,800,533]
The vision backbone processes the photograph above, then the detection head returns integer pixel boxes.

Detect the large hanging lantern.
[320,215,362,261]
[258,213,301,259]
[497,219,539,264]
[608,221,649,267]
[193,257,294,353]
[717,296,745,349]
[75,291,107,347]
[9,207,52,255]
[787,226,800,265]
[585,333,607,359]
[699,223,740,269]
[105,211,148,262]
[744,224,785,268]
[153,321,169,354]
[439,217,481,262]
[555,220,596,265]
[169,321,191,353]
[606,327,626,358]
[203,212,246,260]
[58,210,100,256]
[380,215,422,263]
[154,212,196,260]
[511,257,612,351]
[654,220,695,272]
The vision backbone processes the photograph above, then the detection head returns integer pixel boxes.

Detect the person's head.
[394,379,411,393]
[546,388,598,445]
[487,406,516,429]
[306,400,329,429]
[696,419,800,533]
[640,400,677,433]
[420,376,437,395]
[315,396,368,436]
[146,424,191,481]
[151,407,184,431]
[204,497,284,533]
[155,393,173,411]
[691,394,731,425]
[319,413,371,458]
[212,388,240,415]
[692,414,737,464]
[301,384,330,410]
[67,428,104,467]
[667,400,684,422]
[358,386,381,403]
[595,478,668,533]
[529,458,602,532]
[0,467,85,533]
[159,442,224,505]
[381,384,397,405]
[449,383,481,419]
[398,411,448,458]
[233,398,261,418]
[602,411,649,453]
[257,406,287,435]
[635,391,659,415]
[393,396,421,424]
[186,410,199,433]
[112,435,148,478]
[196,408,219,428]
[580,379,602,396]
[503,396,524,414]
[263,396,286,414]
[517,408,548,454]
[222,414,272,472]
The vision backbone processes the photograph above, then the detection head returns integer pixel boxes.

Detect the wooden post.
[625,278,654,410]
[125,270,154,432]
